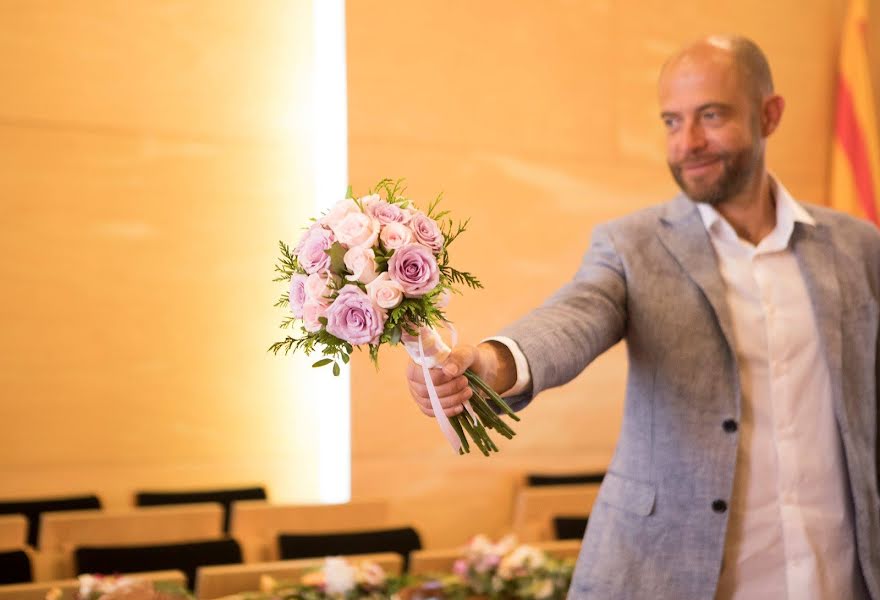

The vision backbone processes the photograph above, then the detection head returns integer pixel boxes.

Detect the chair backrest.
[39,503,224,553]
[0,569,187,600]
[135,486,267,534]
[511,484,600,542]
[408,546,461,575]
[531,538,582,560]
[0,549,31,584]
[525,472,606,486]
[75,539,241,590]
[230,500,389,562]
[552,516,589,540]
[0,515,27,551]
[278,527,421,571]
[0,495,101,548]
[195,552,402,600]
[38,503,224,579]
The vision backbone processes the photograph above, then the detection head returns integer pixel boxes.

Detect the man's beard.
[668,144,760,206]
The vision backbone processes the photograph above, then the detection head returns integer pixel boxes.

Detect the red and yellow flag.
[830,0,880,225]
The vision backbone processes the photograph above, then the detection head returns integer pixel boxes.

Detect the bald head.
[662,35,774,107]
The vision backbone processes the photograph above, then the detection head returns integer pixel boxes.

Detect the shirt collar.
[695,177,815,248]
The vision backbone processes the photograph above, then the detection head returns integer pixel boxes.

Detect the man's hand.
[406,341,517,418]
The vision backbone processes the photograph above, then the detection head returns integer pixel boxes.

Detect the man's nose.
[681,120,707,154]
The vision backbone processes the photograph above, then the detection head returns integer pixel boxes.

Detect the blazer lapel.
[655,197,738,357]
[791,221,849,433]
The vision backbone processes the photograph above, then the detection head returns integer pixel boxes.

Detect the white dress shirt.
[489,181,866,599]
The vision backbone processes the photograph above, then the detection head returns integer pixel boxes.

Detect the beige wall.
[347,0,880,547]
[0,1,325,507]
[1,0,878,554]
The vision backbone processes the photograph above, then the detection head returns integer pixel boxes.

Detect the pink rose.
[367,199,411,225]
[306,272,334,306]
[320,198,360,230]
[366,273,405,309]
[289,274,308,318]
[379,222,414,250]
[333,212,380,249]
[409,213,444,253]
[302,300,328,333]
[344,246,379,284]
[297,227,335,274]
[387,243,440,297]
[325,285,387,345]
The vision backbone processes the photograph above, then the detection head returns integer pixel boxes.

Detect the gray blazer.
[500,195,880,599]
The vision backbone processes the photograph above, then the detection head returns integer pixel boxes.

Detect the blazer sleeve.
[497,223,627,411]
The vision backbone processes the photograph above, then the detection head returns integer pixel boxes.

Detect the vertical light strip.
[312,0,351,503]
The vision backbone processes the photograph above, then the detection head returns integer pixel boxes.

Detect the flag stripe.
[834,76,878,222]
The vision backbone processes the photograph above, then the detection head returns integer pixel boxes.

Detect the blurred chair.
[0,569,186,600]
[552,516,589,540]
[408,547,460,575]
[135,485,267,534]
[278,526,421,570]
[196,552,402,600]
[75,539,241,590]
[0,548,32,584]
[511,484,600,542]
[39,503,224,579]
[526,472,605,486]
[0,495,101,548]
[230,500,389,562]
[532,538,582,560]
[0,515,28,550]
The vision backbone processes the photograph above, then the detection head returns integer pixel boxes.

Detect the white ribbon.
[405,325,479,453]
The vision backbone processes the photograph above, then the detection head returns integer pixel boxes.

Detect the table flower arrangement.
[44,574,194,600]
[271,180,519,455]
[237,557,407,599]
[402,535,575,600]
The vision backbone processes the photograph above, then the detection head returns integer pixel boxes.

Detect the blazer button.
[722,419,738,433]
[712,499,728,513]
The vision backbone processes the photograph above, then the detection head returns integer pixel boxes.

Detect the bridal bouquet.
[271,179,518,455]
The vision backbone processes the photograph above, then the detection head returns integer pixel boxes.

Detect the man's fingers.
[440,345,479,377]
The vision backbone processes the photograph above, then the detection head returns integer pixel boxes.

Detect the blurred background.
[1,0,878,550]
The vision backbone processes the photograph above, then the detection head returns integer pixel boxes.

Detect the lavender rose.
[388,243,440,297]
[409,213,444,253]
[297,227,335,274]
[367,199,411,225]
[325,285,387,345]
[288,274,308,318]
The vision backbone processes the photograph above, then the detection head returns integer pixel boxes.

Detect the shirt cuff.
[481,336,532,398]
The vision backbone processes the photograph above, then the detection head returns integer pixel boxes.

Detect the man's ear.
[761,94,785,137]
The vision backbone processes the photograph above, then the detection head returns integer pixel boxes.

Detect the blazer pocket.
[597,472,656,517]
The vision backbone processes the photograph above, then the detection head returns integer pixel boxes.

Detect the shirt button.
[712,499,728,513]
[722,419,738,433]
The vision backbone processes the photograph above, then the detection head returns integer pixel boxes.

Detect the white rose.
[379,221,414,250]
[320,198,360,230]
[344,246,379,284]
[366,273,405,309]
[302,300,328,332]
[324,557,357,594]
[333,212,380,249]
[306,272,334,306]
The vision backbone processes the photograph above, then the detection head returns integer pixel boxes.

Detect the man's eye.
[662,117,678,129]
[703,111,718,120]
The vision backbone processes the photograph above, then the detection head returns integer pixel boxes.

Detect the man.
[406,36,880,599]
